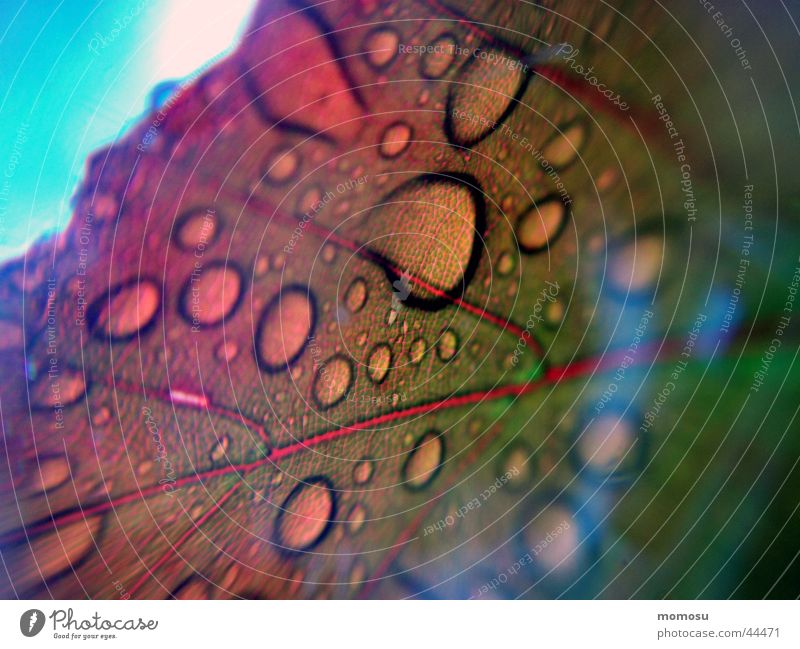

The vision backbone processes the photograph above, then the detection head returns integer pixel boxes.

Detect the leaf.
[1,0,799,599]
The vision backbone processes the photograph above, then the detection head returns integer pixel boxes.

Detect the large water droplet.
[403,431,444,490]
[367,343,392,384]
[313,354,353,409]
[256,286,316,373]
[181,263,243,327]
[363,174,485,308]
[446,48,527,147]
[89,279,160,340]
[516,198,568,253]
[275,477,335,551]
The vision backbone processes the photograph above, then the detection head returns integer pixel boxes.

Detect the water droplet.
[367,343,392,384]
[609,236,663,294]
[28,455,70,493]
[31,368,86,409]
[175,208,218,252]
[347,503,367,534]
[436,328,459,362]
[89,279,160,340]
[544,299,565,326]
[497,250,515,276]
[420,34,456,78]
[446,48,527,147]
[543,121,586,169]
[312,354,353,409]
[353,459,374,485]
[367,174,483,305]
[524,504,580,573]
[321,243,336,264]
[92,406,111,427]
[256,286,316,373]
[254,254,270,277]
[403,431,444,490]
[576,415,638,476]
[516,198,568,253]
[263,147,299,184]
[502,444,532,488]
[216,340,239,362]
[379,122,412,158]
[181,263,243,326]
[344,278,367,313]
[363,28,399,69]
[409,337,427,364]
[209,434,231,463]
[275,477,335,551]
[297,186,323,215]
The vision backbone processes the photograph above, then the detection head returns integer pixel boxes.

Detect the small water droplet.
[497,250,515,276]
[543,122,586,169]
[436,328,459,362]
[409,337,426,364]
[609,236,663,294]
[524,504,581,573]
[90,279,160,340]
[264,147,300,184]
[28,455,70,493]
[181,263,242,326]
[216,340,239,362]
[367,343,392,384]
[321,244,336,264]
[363,28,399,68]
[312,355,353,409]
[209,434,231,463]
[31,368,86,409]
[379,122,412,158]
[576,415,638,476]
[344,278,367,313]
[403,431,444,490]
[175,208,218,252]
[347,503,367,535]
[420,34,456,78]
[516,198,568,253]
[353,459,374,485]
